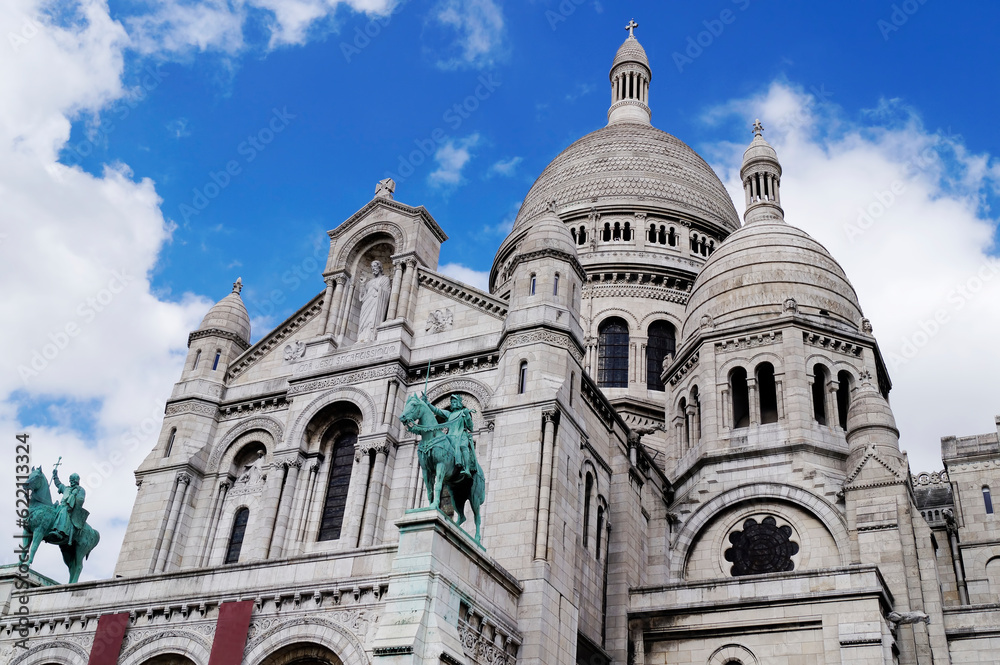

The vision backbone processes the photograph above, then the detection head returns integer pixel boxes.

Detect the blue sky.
[3,0,1000,580]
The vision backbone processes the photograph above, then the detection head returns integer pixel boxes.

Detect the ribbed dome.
[199,290,251,344]
[682,220,863,340]
[743,133,778,164]
[613,35,649,69]
[519,211,578,256]
[511,123,740,234]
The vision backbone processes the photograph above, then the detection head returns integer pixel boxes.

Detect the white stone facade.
[3,28,1000,665]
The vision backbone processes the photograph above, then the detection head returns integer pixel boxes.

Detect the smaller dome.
[518,211,578,257]
[199,279,251,344]
[742,133,779,166]
[846,379,898,437]
[613,35,649,69]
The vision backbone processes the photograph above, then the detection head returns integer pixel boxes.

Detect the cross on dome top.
[752,118,764,137]
[233,277,243,295]
[625,19,638,37]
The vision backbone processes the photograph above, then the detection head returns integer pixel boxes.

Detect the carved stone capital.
[219,480,231,491]
[542,409,560,425]
[177,473,191,485]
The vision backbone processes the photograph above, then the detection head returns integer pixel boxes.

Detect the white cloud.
[438,263,490,292]
[487,155,521,178]
[704,81,1000,473]
[125,0,398,55]
[429,133,480,187]
[430,0,505,70]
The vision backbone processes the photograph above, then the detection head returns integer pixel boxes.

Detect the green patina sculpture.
[400,393,486,541]
[23,464,100,583]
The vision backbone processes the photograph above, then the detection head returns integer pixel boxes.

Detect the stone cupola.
[608,19,652,126]
[740,119,784,224]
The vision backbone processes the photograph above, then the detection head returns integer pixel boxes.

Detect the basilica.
[3,26,1000,665]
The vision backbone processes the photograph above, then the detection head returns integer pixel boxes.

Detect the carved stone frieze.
[425,308,454,334]
[165,400,219,418]
[408,355,499,384]
[499,329,584,363]
[289,364,405,396]
[802,331,864,357]
[715,331,781,354]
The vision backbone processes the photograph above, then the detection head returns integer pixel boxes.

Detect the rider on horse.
[406,394,477,480]
[51,469,88,546]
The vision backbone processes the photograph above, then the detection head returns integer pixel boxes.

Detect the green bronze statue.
[23,464,100,583]
[400,393,486,541]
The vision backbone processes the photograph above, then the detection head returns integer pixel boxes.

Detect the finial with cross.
[752,118,764,137]
[625,19,638,37]
[233,276,243,295]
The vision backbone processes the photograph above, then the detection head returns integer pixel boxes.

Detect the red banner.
[87,612,129,665]
[208,600,255,665]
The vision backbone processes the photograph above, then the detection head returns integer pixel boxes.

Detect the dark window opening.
[192,349,201,370]
[224,507,249,564]
[645,320,676,391]
[596,505,604,559]
[730,367,750,429]
[318,431,357,541]
[668,227,677,246]
[623,222,632,241]
[164,428,176,457]
[578,226,586,245]
[518,361,528,394]
[648,224,656,243]
[212,350,221,371]
[812,364,829,425]
[598,318,629,388]
[602,223,611,242]
[612,222,621,241]
[757,362,779,424]
[529,274,536,296]
[985,486,994,515]
[553,273,560,296]
[837,370,853,430]
[583,473,593,547]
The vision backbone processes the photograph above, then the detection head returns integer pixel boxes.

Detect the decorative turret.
[740,120,784,224]
[183,277,251,381]
[607,19,651,126]
[845,372,906,476]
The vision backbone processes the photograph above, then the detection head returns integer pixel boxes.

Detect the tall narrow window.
[668,227,676,246]
[318,431,358,541]
[730,367,750,428]
[192,349,201,370]
[837,371,853,430]
[646,321,676,391]
[812,364,829,425]
[164,428,176,457]
[518,361,528,394]
[596,504,605,559]
[679,397,690,449]
[529,274,536,296]
[578,226,586,245]
[602,223,611,242]
[757,362,779,424]
[224,507,249,564]
[985,486,994,515]
[553,273,560,296]
[583,472,593,547]
[648,224,656,243]
[597,317,629,388]
[212,349,222,371]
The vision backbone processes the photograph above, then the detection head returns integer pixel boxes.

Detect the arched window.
[612,222,621,241]
[690,386,701,444]
[518,361,528,394]
[164,428,176,457]
[679,397,689,449]
[708,240,715,254]
[730,367,750,428]
[578,225,586,245]
[646,321,676,391]
[623,222,632,241]
[596,504,605,559]
[648,224,656,243]
[212,349,222,371]
[757,362,779,424]
[192,349,201,370]
[553,273,560,296]
[690,233,698,252]
[571,228,577,243]
[812,364,829,425]
[668,227,676,246]
[700,237,708,256]
[597,318,629,388]
[583,472,593,547]
[570,372,575,406]
[658,225,667,245]
[318,431,357,541]
[985,486,994,515]
[602,223,611,242]
[837,370,853,430]
[529,274,536,296]
[224,507,249,564]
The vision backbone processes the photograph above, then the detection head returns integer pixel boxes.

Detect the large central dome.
[511,122,740,234]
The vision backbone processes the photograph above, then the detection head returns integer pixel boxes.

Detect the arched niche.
[258,642,344,665]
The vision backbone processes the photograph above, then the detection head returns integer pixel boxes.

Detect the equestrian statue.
[22,462,100,583]
[400,393,486,542]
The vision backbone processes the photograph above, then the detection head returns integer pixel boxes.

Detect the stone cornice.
[328,197,448,243]
[187,328,250,351]
[418,268,507,320]
[508,247,587,282]
[226,291,325,382]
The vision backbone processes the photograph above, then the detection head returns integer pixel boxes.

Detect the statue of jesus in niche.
[356,260,391,344]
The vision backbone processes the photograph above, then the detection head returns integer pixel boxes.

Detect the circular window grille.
[724,516,799,576]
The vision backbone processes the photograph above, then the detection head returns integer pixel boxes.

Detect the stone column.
[386,260,404,320]
[748,378,760,426]
[150,474,182,573]
[343,444,371,546]
[293,461,321,544]
[826,380,839,428]
[199,480,230,566]
[320,277,336,334]
[269,459,302,558]
[687,403,700,444]
[159,473,192,572]
[250,462,286,560]
[360,443,390,547]
[383,379,400,425]
[304,455,333,544]
[534,410,559,561]
[338,281,356,339]
[721,387,731,430]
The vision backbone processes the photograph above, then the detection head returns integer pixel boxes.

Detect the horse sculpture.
[23,467,100,583]
[400,393,486,542]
